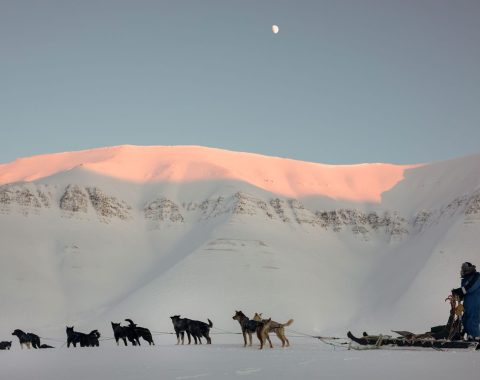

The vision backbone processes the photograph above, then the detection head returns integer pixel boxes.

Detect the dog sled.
[347,294,480,351]
[346,331,479,350]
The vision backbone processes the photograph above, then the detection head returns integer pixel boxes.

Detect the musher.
[452,262,480,340]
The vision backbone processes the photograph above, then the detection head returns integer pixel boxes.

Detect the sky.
[1,0,479,165]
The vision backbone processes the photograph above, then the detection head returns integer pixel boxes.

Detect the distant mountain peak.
[0,145,416,202]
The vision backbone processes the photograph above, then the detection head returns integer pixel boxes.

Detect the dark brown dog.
[232,310,262,347]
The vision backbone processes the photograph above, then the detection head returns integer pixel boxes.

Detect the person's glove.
[452,288,465,298]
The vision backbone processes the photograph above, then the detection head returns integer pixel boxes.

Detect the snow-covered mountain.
[1,145,479,337]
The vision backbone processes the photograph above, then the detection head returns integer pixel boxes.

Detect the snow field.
[0,339,479,380]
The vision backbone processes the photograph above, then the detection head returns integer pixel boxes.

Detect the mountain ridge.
[0,145,417,202]
[0,146,479,335]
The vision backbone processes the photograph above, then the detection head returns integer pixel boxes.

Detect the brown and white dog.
[253,313,294,349]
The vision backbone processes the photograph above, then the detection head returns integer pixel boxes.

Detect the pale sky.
[1,0,479,164]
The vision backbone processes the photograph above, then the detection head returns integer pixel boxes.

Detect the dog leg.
[257,331,264,349]
[275,331,285,347]
[242,332,247,347]
[267,335,273,348]
[204,333,211,344]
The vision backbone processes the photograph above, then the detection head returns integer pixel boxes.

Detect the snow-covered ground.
[1,338,479,380]
[0,145,480,378]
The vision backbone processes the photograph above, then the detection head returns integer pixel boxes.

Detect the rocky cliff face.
[411,190,480,231]
[85,187,132,222]
[60,185,89,215]
[2,182,479,241]
[0,184,52,215]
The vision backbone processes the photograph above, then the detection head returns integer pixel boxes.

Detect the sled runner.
[347,331,479,350]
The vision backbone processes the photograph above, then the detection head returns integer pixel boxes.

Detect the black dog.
[170,315,213,345]
[12,329,41,349]
[66,326,100,347]
[87,330,101,347]
[187,318,213,344]
[111,321,140,346]
[0,341,12,350]
[111,322,130,346]
[125,319,154,346]
[170,315,193,345]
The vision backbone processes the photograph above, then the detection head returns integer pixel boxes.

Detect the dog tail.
[283,319,294,327]
[208,319,213,328]
[125,318,136,327]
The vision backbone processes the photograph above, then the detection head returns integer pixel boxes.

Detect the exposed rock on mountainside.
[270,198,291,223]
[86,187,132,222]
[465,191,480,216]
[145,198,184,225]
[60,185,89,215]
[0,181,479,238]
[412,190,480,230]
[0,184,51,215]
[196,197,227,220]
[232,192,274,218]
[316,209,408,238]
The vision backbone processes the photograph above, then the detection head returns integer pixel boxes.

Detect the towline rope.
[212,326,241,335]
[39,336,66,343]
[151,331,175,335]
[33,327,339,347]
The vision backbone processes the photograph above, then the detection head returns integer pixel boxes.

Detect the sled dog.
[253,313,293,349]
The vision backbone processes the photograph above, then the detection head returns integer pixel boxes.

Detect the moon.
[272,25,279,34]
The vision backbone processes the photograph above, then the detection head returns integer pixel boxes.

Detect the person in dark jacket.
[452,262,480,339]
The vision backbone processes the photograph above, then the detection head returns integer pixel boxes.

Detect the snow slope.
[0,145,480,342]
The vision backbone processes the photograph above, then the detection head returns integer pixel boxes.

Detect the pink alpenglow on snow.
[0,145,418,202]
